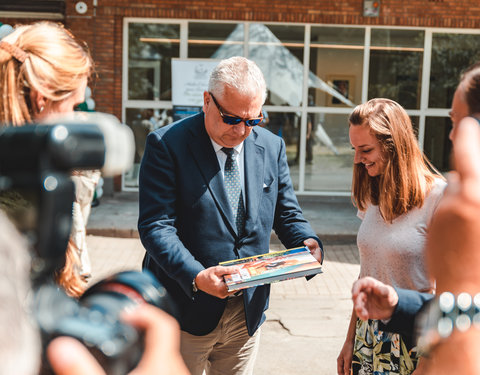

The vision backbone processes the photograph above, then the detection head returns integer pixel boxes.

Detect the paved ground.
[86,235,359,374]
[86,192,361,374]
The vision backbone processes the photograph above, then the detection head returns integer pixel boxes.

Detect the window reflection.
[304,113,353,192]
[128,23,180,101]
[369,29,424,109]
[261,110,300,186]
[189,22,243,58]
[124,108,174,187]
[248,24,305,107]
[424,117,452,172]
[429,34,480,108]
[309,27,364,108]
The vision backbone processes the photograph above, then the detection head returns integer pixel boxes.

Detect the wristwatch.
[192,278,198,293]
[416,291,480,355]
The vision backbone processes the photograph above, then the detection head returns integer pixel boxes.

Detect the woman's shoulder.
[429,177,447,196]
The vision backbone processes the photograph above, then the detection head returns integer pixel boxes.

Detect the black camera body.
[0,115,176,374]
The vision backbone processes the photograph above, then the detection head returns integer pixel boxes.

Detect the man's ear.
[202,91,210,113]
[29,89,47,117]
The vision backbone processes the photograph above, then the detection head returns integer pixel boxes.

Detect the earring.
[39,106,44,113]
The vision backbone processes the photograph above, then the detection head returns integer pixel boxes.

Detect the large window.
[123,19,480,194]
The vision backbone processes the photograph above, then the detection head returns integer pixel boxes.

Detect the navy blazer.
[379,288,434,339]
[138,112,321,336]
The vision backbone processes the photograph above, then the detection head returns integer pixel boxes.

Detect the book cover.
[220,246,322,291]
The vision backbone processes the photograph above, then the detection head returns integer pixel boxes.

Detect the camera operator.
[0,21,98,296]
[0,208,189,375]
[0,21,191,374]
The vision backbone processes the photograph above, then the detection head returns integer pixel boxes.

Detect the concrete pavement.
[87,192,360,242]
[86,192,361,374]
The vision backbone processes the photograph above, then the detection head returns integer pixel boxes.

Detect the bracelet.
[416,292,480,355]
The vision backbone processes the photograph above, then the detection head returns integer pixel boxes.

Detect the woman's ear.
[29,89,47,119]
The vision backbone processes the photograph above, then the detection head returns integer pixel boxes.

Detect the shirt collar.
[210,138,244,155]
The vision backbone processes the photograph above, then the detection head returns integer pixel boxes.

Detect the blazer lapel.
[186,118,237,235]
[243,131,264,237]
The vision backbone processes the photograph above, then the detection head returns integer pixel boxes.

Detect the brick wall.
[5,1,480,121]
[62,0,480,120]
[5,1,479,190]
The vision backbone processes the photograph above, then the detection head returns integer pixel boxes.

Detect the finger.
[353,293,369,320]
[47,337,106,375]
[217,265,241,275]
[351,277,374,297]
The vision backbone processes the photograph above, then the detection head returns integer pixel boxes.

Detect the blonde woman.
[337,98,446,375]
[0,21,97,297]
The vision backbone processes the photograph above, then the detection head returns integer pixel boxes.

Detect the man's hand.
[351,276,398,321]
[47,304,190,375]
[195,265,239,299]
[304,238,323,263]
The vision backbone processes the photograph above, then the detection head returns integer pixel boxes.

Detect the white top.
[357,178,447,292]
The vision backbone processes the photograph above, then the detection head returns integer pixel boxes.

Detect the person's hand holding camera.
[47,304,190,375]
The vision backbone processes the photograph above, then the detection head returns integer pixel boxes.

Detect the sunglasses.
[209,92,263,127]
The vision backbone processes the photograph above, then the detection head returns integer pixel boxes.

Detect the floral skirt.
[352,319,418,375]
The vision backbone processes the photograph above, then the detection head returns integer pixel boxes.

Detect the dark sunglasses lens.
[223,116,242,125]
[245,118,263,127]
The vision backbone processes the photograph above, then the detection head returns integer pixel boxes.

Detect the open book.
[220,246,323,292]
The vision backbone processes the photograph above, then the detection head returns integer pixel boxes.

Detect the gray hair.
[208,56,267,104]
[0,210,40,374]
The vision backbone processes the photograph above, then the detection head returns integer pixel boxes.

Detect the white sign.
[172,59,220,106]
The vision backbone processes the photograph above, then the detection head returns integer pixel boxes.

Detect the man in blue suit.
[138,56,322,375]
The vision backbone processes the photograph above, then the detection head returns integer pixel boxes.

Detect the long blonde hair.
[55,239,87,298]
[350,98,443,222]
[0,21,93,126]
[0,21,92,297]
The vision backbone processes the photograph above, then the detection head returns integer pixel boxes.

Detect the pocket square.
[263,183,268,188]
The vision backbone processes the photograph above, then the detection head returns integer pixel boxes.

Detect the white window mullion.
[418,30,433,150]
[361,27,371,103]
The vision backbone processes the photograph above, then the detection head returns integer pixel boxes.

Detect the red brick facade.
[58,0,480,121]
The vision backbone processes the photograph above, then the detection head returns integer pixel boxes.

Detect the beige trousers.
[180,296,261,375]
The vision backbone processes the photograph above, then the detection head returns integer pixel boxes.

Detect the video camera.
[0,113,177,374]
